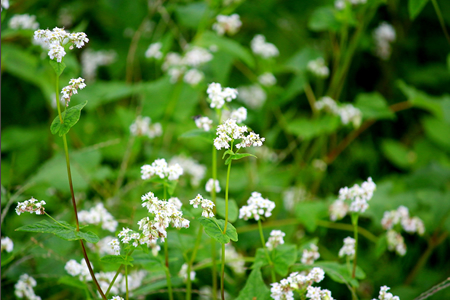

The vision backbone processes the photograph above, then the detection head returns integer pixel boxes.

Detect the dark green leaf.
[49,60,66,76]
[408,0,430,20]
[375,233,387,258]
[199,217,238,244]
[101,255,134,266]
[354,92,395,120]
[222,149,234,159]
[381,139,416,169]
[235,267,270,300]
[215,198,238,223]
[50,101,88,136]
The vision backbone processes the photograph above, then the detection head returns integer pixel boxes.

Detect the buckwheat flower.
[386,230,406,256]
[78,203,118,232]
[223,243,245,274]
[258,72,277,87]
[141,158,183,181]
[2,0,9,10]
[239,192,275,221]
[118,228,141,247]
[65,259,82,277]
[339,237,356,259]
[307,58,329,78]
[162,52,183,71]
[48,42,66,63]
[15,197,46,215]
[110,297,124,300]
[301,244,320,265]
[145,42,163,59]
[402,216,425,235]
[168,197,183,210]
[266,230,285,250]
[195,116,213,131]
[207,82,238,109]
[108,239,121,255]
[270,281,294,300]
[214,118,247,150]
[1,236,14,253]
[339,104,362,127]
[119,270,147,294]
[205,178,221,193]
[315,97,339,114]
[130,116,162,138]
[230,107,247,123]
[14,274,41,300]
[8,14,39,30]
[212,14,242,36]
[306,286,335,300]
[89,236,116,256]
[183,46,213,67]
[190,194,215,218]
[373,22,396,60]
[60,77,86,105]
[332,177,376,215]
[251,34,279,58]
[81,49,116,82]
[170,155,206,187]
[373,285,400,300]
[235,131,265,149]
[179,263,195,282]
[237,84,267,109]
[184,68,204,86]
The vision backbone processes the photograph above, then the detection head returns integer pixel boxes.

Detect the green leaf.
[381,139,416,169]
[179,129,215,144]
[375,233,387,258]
[286,115,340,141]
[215,198,238,223]
[225,153,257,165]
[295,261,365,287]
[422,117,450,150]
[354,92,395,120]
[58,276,88,289]
[165,180,178,197]
[252,248,269,269]
[397,80,444,118]
[198,217,238,244]
[1,253,15,267]
[273,244,297,276]
[222,149,234,159]
[50,101,88,136]
[308,7,341,32]
[16,220,99,243]
[408,0,430,20]
[295,201,329,232]
[49,60,66,76]
[235,267,270,300]
[100,255,134,266]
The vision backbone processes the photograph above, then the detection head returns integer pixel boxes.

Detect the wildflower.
[239,192,275,221]
[8,14,39,30]
[230,107,247,123]
[258,72,277,87]
[15,197,46,215]
[329,199,349,221]
[88,236,118,256]
[386,230,406,256]
[306,286,335,300]
[338,237,355,259]
[195,116,213,131]
[307,58,329,78]
[108,239,121,255]
[205,178,221,193]
[190,194,215,218]
[373,285,400,300]
[335,0,367,10]
[251,34,279,58]
[145,42,163,59]
[78,203,118,232]
[64,259,93,281]
[207,82,238,109]
[315,97,339,114]
[1,236,14,253]
[141,158,183,181]
[373,22,396,60]
[223,243,245,274]
[214,118,265,150]
[60,77,86,105]
[237,84,267,109]
[179,263,195,282]
[266,230,285,250]
[170,156,206,187]
[184,68,204,86]
[14,274,41,300]
[81,49,116,82]
[129,116,162,138]
[183,46,213,67]
[213,14,242,36]
[270,268,326,300]
[381,206,425,235]
[301,244,320,265]
[2,0,9,10]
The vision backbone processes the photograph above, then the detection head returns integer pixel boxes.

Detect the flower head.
[239,192,275,221]
[205,178,221,193]
[1,236,14,253]
[130,116,162,138]
[207,82,238,109]
[251,34,279,58]
[213,14,242,36]
[190,194,215,218]
[338,237,355,259]
[195,116,213,131]
[60,77,86,105]
[307,58,329,78]
[301,244,320,265]
[266,230,285,251]
[15,197,46,215]
[141,158,183,181]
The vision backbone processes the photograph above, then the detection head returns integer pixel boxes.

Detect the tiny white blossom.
[386,230,406,256]
[301,244,320,265]
[15,197,46,215]
[373,22,396,60]
[239,192,275,221]
[14,274,41,300]
[213,14,242,36]
[141,158,183,181]
[130,116,162,138]
[307,58,329,78]
[230,107,247,123]
[1,236,14,253]
[251,34,279,58]
[258,72,277,87]
[145,42,163,59]
[81,49,116,82]
[205,178,221,193]
[266,230,285,251]
[223,243,245,274]
[195,116,213,131]
[237,84,267,109]
[170,155,206,187]
[184,68,204,86]
[179,263,195,282]
[373,285,400,300]
[78,203,118,232]
[60,77,86,105]
[190,194,215,218]
[183,47,213,67]
[207,82,238,109]
[338,237,355,259]
[8,14,39,30]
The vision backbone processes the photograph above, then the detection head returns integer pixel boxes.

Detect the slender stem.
[125,264,129,300]
[257,219,276,282]
[414,277,450,300]
[220,244,225,300]
[431,0,450,47]
[44,212,72,229]
[223,161,232,233]
[351,214,359,279]
[304,82,318,115]
[80,240,107,300]
[105,265,123,296]
[164,237,174,300]
[211,146,218,300]
[186,226,203,300]
[55,74,63,124]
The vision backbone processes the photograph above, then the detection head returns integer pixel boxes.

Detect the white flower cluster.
[306,286,334,300]
[195,116,213,131]
[179,263,196,282]
[64,259,93,281]
[381,206,425,235]
[95,270,146,297]
[237,84,267,109]
[338,237,356,259]
[81,49,116,82]
[315,96,363,127]
[141,158,183,181]
[214,118,265,150]
[207,82,238,109]
[1,236,14,253]
[335,0,367,10]
[270,268,326,300]
[89,236,118,256]
[108,238,121,255]
[266,230,285,251]
[14,274,41,300]
[239,192,275,221]
[8,14,39,30]
[307,58,329,78]
[130,116,163,138]
[2,0,9,10]
[139,192,190,243]
[15,197,46,215]
[34,27,89,62]
[258,72,277,87]
[60,77,86,105]
[145,42,163,59]
[373,22,396,60]
[312,159,327,172]
[78,203,118,232]
[229,107,248,123]
[190,194,215,218]
[110,297,123,300]
[170,155,206,187]
[301,244,320,265]
[386,230,406,256]
[251,34,279,59]
[213,14,242,36]
[205,178,221,193]
[329,177,376,220]
[372,286,400,300]
[224,243,245,274]
[283,186,308,211]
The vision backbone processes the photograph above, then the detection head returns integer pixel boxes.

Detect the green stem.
[164,237,174,300]
[211,145,218,300]
[220,243,225,300]
[351,214,359,279]
[223,161,232,233]
[105,249,134,297]
[186,226,203,300]
[125,264,129,300]
[258,219,276,283]
[44,212,72,229]
[431,0,450,47]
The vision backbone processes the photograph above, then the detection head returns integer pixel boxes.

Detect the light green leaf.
[408,0,430,20]
[225,153,257,165]
[308,7,341,32]
[222,149,234,159]
[179,129,215,144]
[422,117,450,150]
[273,244,297,276]
[381,139,416,169]
[251,248,269,269]
[354,92,395,120]
[199,217,238,244]
[49,60,66,76]
[286,116,340,140]
[215,198,238,223]
[295,201,329,232]
[50,101,88,136]
[58,276,88,289]
[375,233,387,258]
[100,255,134,266]
[235,267,270,300]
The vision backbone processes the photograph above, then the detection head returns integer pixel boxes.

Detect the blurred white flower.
[307,58,329,78]
[170,155,206,187]
[14,274,41,300]
[373,22,396,60]
[238,84,267,109]
[205,178,221,193]
[266,230,285,251]
[207,82,238,109]
[195,116,213,131]
[258,72,277,87]
[145,42,163,59]
[190,194,215,218]
[81,49,116,82]
[1,236,14,253]
[251,34,279,58]
[141,158,183,181]
[15,197,46,215]
[9,14,39,30]
[78,203,118,232]
[338,237,355,259]
[184,68,204,86]
[130,116,162,138]
[213,14,242,36]
[373,285,400,300]
[301,244,320,265]
[179,263,195,282]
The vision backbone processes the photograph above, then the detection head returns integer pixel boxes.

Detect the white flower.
[1,236,14,253]
[315,97,339,114]
[330,177,376,216]
[373,22,396,60]
[81,49,116,82]
[230,107,247,123]
[108,239,121,255]
[214,118,265,150]
[2,0,9,10]
[335,0,367,10]
[306,286,335,300]
[64,259,93,281]
[381,206,425,235]
[14,274,41,300]
[183,47,213,67]
[8,14,39,30]
[258,72,277,87]
[48,42,66,63]
[301,244,320,265]
[307,58,329,78]
[223,244,245,274]
[141,158,183,181]
[213,14,242,36]
[239,192,275,221]
[373,285,400,300]
[130,116,162,138]
[251,34,279,58]
[205,178,221,193]
[271,268,327,300]
[15,197,46,215]
[195,116,213,131]
[266,230,285,251]
[207,82,238,109]
[179,263,195,282]
[190,194,215,218]
[60,77,86,105]
[338,237,356,259]
[237,84,267,109]
[386,230,406,256]
[184,68,204,86]
[145,42,163,59]
[162,52,183,71]
[170,155,206,187]
[78,203,118,232]
[339,104,362,128]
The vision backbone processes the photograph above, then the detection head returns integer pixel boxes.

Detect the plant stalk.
[258,219,276,282]
[186,225,203,300]
[211,145,218,300]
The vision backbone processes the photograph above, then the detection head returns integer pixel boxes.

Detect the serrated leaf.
[235,267,270,300]
[50,101,88,136]
[101,255,134,266]
[408,0,429,20]
[179,129,215,144]
[216,198,238,223]
[199,217,238,244]
[49,60,66,76]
